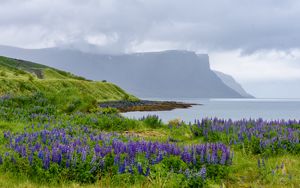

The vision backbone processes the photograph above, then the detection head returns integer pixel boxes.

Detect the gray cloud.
[0,0,300,53]
[2,0,300,98]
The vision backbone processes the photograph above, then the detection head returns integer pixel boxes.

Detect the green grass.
[225,151,300,187]
[0,56,137,112]
[0,93,299,188]
[0,102,300,187]
[1,56,300,187]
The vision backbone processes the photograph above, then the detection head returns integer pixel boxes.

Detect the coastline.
[99,100,198,112]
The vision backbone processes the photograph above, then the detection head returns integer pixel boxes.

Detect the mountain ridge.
[0,45,251,98]
[214,70,254,98]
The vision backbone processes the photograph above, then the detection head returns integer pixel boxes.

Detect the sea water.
[122,98,300,123]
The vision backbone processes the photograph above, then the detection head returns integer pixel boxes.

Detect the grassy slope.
[0,56,137,111]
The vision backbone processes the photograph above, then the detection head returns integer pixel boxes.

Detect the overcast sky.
[1,0,300,98]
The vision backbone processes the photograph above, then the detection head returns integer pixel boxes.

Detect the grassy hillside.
[0,56,137,112]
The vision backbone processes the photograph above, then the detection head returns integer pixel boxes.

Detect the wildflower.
[184,169,191,178]
[81,149,87,162]
[128,165,134,174]
[90,166,97,173]
[114,154,120,165]
[181,147,192,163]
[200,166,206,180]
[155,152,163,163]
[90,154,97,165]
[43,149,50,169]
[137,163,143,175]
[118,161,126,174]
[145,167,150,176]
[28,152,34,165]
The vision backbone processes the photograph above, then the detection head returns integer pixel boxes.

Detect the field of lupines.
[192,118,300,155]
[0,94,300,187]
[1,124,232,185]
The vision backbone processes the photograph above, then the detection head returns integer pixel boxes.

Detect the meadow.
[0,94,300,188]
[0,56,299,187]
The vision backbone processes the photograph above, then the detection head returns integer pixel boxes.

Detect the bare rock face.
[0,45,249,98]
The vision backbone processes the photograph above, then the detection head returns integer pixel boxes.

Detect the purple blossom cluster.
[1,125,232,178]
[0,94,11,101]
[194,118,300,154]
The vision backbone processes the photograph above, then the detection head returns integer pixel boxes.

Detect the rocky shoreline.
[99,100,198,112]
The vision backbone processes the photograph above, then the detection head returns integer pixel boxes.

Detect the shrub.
[161,156,188,172]
[100,107,119,115]
[168,118,183,127]
[140,115,163,129]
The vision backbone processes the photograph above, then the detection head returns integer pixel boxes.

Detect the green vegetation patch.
[0,56,137,113]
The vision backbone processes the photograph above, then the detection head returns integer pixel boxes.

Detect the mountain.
[214,71,254,98]
[0,45,250,98]
[0,55,136,112]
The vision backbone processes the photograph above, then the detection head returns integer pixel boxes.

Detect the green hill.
[0,56,137,112]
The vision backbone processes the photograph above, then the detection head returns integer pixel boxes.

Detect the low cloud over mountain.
[0,45,252,98]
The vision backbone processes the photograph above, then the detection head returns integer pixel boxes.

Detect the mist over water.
[122,98,300,123]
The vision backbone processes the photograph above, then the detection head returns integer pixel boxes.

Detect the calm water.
[122,98,300,123]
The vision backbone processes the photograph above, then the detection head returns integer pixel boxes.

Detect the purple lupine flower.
[81,148,87,162]
[191,147,197,165]
[99,159,104,169]
[220,149,227,165]
[156,152,164,163]
[181,147,192,163]
[114,154,120,165]
[66,159,71,168]
[90,154,97,165]
[52,148,62,164]
[94,144,101,154]
[38,150,43,159]
[128,165,134,174]
[118,160,126,174]
[145,151,151,159]
[200,166,206,180]
[206,150,211,164]
[137,163,143,175]
[184,169,191,178]
[90,166,97,173]
[211,145,218,164]
[145,167,150,176]
[28,152,34,165]
[43,148,50,169]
